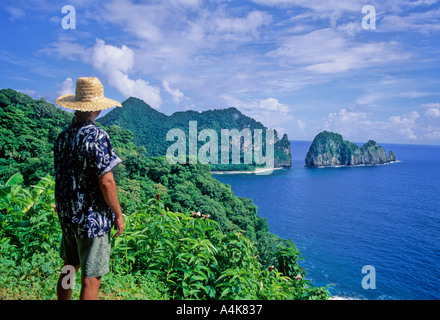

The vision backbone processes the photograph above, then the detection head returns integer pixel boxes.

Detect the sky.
[1,0,439,145]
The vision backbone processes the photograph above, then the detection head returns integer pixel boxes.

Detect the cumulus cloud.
[220,94,297,135]
[388,111,421,140]
[425,108,440,118]
[58,77,75,96]
[91,39,162,109]
[91,39,133,74]
[321,108,440,143]
[32,0,439,144]
[221,95,289,116]
[421,103,440,119]
[297,119,306,132]
[162,80,184,104]
[323,109,368,138]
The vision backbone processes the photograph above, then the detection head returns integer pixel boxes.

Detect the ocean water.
[214,141,440,300]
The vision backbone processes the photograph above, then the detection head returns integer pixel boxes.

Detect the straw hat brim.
[56,94,122,112]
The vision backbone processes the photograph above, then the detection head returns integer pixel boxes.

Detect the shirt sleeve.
[89,130,122,177]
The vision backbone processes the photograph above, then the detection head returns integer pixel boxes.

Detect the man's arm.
[99,171,124,238]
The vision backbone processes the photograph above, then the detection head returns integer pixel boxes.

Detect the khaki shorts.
[60,233,111,278]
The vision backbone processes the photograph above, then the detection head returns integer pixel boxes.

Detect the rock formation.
[305,131,396,167]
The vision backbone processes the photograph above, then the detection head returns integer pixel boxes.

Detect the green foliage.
[305,131,366,166]
[0,89,73,185]
[305,131,394,167]
[0,173,64,299]
[0,90,329,300]
[0,175,329,300]
[0,174,169,300]
[107,125,281,266]
[98,97,292,171]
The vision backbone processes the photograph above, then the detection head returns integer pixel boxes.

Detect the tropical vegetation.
[0,89,329,299]
[99,97,292,171]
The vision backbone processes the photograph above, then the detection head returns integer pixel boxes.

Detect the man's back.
[54,117,121,238]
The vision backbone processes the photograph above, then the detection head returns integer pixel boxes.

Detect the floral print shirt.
[54,117,121,238]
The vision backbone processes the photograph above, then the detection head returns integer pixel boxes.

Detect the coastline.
[329,296,359,300]
[306,160,400,169]
[211,167,285,175]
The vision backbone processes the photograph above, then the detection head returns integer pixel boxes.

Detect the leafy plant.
[0,174,329,300]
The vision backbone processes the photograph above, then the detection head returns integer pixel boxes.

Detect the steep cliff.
[274,133,292,167]
[305,131,396,167]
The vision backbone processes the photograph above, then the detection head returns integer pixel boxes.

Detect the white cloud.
[422,103,440,108]
[21,0,440,144]
[269,28,411,74]
[421,103,440,118]
[101,1,163,43]
[323,109,369,138]
[356,92,385,105]
[380,6,440,34]
[425,108,440,118]
[388,111,420,140]
[4,6,26,20]
[162,80,184,104]
[213,10,272,38]
[91,40,133,74]
[400,91,432,98]
[250,0,294,6]
[221,95,290,115]
[17,88,37,98]
[58,77,75,96]
[321,108,440,143]
[258,97,289,113]
[250,0,359,12]
[220,94,295,134]
[168,0,202,8]
[40,36,90,62]
[90,39,162,109]
[297,119,306,132]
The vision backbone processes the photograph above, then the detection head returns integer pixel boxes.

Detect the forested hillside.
[0,89,328,300]
[0,89,279,263]
[99,97,292,170]
[0,89,73,185]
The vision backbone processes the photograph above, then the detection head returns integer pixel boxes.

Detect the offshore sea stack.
[274,133,292,168]
[305,131,396,168]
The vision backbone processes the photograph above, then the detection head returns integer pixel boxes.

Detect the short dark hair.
[74,111,92,124]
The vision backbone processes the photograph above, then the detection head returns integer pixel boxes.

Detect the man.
[53,77,125,300]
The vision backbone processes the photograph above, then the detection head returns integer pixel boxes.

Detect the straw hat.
[56,77,122,111]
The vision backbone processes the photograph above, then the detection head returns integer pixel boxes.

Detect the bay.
[214,141,440,300]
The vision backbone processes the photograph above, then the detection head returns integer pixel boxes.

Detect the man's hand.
[99,171,124,238]
[113,215,125,238]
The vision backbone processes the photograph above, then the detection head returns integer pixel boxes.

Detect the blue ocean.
[214,141,440,300]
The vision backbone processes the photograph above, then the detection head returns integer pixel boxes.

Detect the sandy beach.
[211,167,285,175]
